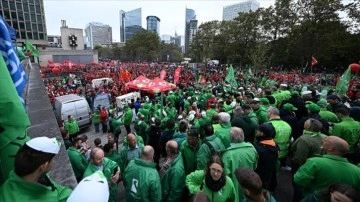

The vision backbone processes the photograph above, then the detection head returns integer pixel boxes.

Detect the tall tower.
[184,8,197,54]
[146,16,160,34]
[223,0,260,21]
[0,0,48,46]
[119,8,144,43]
[85,22,112,49]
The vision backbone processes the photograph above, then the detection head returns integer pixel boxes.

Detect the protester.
[64,115,79,141]
[119,133,143,178]
[67,137,88,182]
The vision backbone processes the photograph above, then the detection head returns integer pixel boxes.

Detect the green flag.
[335,66,351,96]
[0,52,30,184]
[16,47,26,61]
[25,39,39,57]
[225,65,238,88]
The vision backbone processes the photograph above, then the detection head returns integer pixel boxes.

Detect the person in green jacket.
[124,146,162,202]
[64,115,79,140]
[123,105,134,134]
[160,140,186,202]
[242,104,259,126]
[235,167,277,202]
[251,99,269,124]
[134,113,150,144]
[197,124,225,170]
[165,103,178,120]
[67,137,88,182]
[173,121,188,149]
[83,147,120,202]
[317,99,340,123]
[138,104,150,124]
[166,91,176,107]
[221,127,258,201]
[181,128,201,175]
[198,111,212,140]
[119,133,144,178]
[92,109,101,133]
[206,104,218,121]
[294,136,360,198]
[0,137,72,202]
[331,108,360,162]
[215,112,232,148]
[268,106,292,168]
[103,140,119,163]
[186,155,237,202]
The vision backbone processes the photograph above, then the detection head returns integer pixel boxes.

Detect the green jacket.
[124,158,162,202]
[197,134,225,170]
[92,112,100,124]
[215,123,232,149]
[0,171,72,202]
[330,117,360,153]
[105,151,120,163]
[222,142,258,201]
[67,147,88,179]
[165,107,177,119]
[206,108,218,120]
[83,158,119,202]
[294,154,360,196]
[138,108,150,123]
[290,130,326,168]
[319,109,339,123]
[134,120,150,143]
[123,109,134,125]
[166,94,176,106]
[247,111,259,126]
[173,131,187,149]
[186,170,237,202]
[270,119,292,158]
[254,107,268,124]
[161,154,185,202]
[198,117,212,139]
[64,120,79,136]
[181,140,201,175]
[109,117,123,134]
[184,100,191,112]
[119,144,144,178]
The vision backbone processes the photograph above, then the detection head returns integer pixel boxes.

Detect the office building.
[119,8,144,42]
[0,0,48,46]
[223,0,260,21]
[146,16,160,34]
[184,8,197,54]
[85,22,112,49]
[161,35,172,44]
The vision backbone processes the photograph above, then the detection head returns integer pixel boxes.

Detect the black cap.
[258,123,275,138]
[241,104,252,110]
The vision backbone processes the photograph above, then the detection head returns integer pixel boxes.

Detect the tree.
[123,31,161,61]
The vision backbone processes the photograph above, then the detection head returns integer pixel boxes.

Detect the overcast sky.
[44,0,275,42]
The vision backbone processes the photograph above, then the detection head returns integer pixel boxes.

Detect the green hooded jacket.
[124,158,162,202]
[161,154,185,202]
[197,135,225,170]
[181,140,201,175]
[67,147,88,180]
[330,117,360,154]
[270,119,292,158]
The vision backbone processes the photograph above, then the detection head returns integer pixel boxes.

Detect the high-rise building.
[146,16,160,34]
[85,22,112,49]
[119,8,144,43]
[0,0,48,46]
[184,8,197,54]
[223,0,260,21]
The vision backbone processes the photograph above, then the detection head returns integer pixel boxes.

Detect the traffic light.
[69,34,77,47]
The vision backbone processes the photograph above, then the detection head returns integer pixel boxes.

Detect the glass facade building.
[85,22,112,49]
[223,0,260,21]
[146,16,160,34]
[119,8,144,42]
[0,0,47,45]
[184,8,196,54]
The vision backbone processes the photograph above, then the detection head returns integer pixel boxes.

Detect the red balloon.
[350,63,360,72]
[52,68,60,73]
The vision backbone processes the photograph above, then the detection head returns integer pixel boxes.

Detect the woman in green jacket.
[186,155,237,202]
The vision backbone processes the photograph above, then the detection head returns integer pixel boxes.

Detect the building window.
[9,2,16,10]
[3,1,9,9]
[38,24,43,31]
[33,32,39,40]
[16,2,23,10]
[24,4,29,12]
[39,33,44,40]
[26,22,31,30]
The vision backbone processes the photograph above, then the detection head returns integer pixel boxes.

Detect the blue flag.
[0,16,27,105]
[1,17,16,41]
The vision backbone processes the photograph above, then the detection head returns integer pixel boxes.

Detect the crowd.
[2,61,360,202]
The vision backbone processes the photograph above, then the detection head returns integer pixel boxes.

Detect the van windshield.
[94,99,110,109]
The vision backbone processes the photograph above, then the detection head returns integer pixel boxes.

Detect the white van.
[54,94,91,128]
[116,92,141,109]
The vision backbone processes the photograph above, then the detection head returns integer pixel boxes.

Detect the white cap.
[169,91,173,94]
[301,90,312,96]
[253,98,260,102]
[26,137,61,154]
[201,111,207,118]
[187,114,195,121]
[230,102,236,108]
[239,87,244,90]
[189,110,196,115]
[67,171,109,202]
[162,110,167,117]
[280,84,288,87]
[187,97,191,100]
[177,115,183,120]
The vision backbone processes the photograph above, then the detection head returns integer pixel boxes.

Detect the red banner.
[160,69,167,80]
[173,67,181,84]
[312,56,318,66]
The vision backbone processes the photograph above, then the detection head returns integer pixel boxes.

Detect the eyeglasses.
[210,167,223,174]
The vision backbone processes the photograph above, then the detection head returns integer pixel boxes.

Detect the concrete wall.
[60,27,84,51]
[38,49,98,66]
[25,63,77,189]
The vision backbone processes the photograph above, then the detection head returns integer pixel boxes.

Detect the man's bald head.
[127,133,137,147]
[141,145,154,162]
[323,136,349,156]
[166,140,179,156]
[90,147,104,166]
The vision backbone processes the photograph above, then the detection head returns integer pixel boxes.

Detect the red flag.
[160,69,167,80]
[173,67,181,84]
[312,56,318,66]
